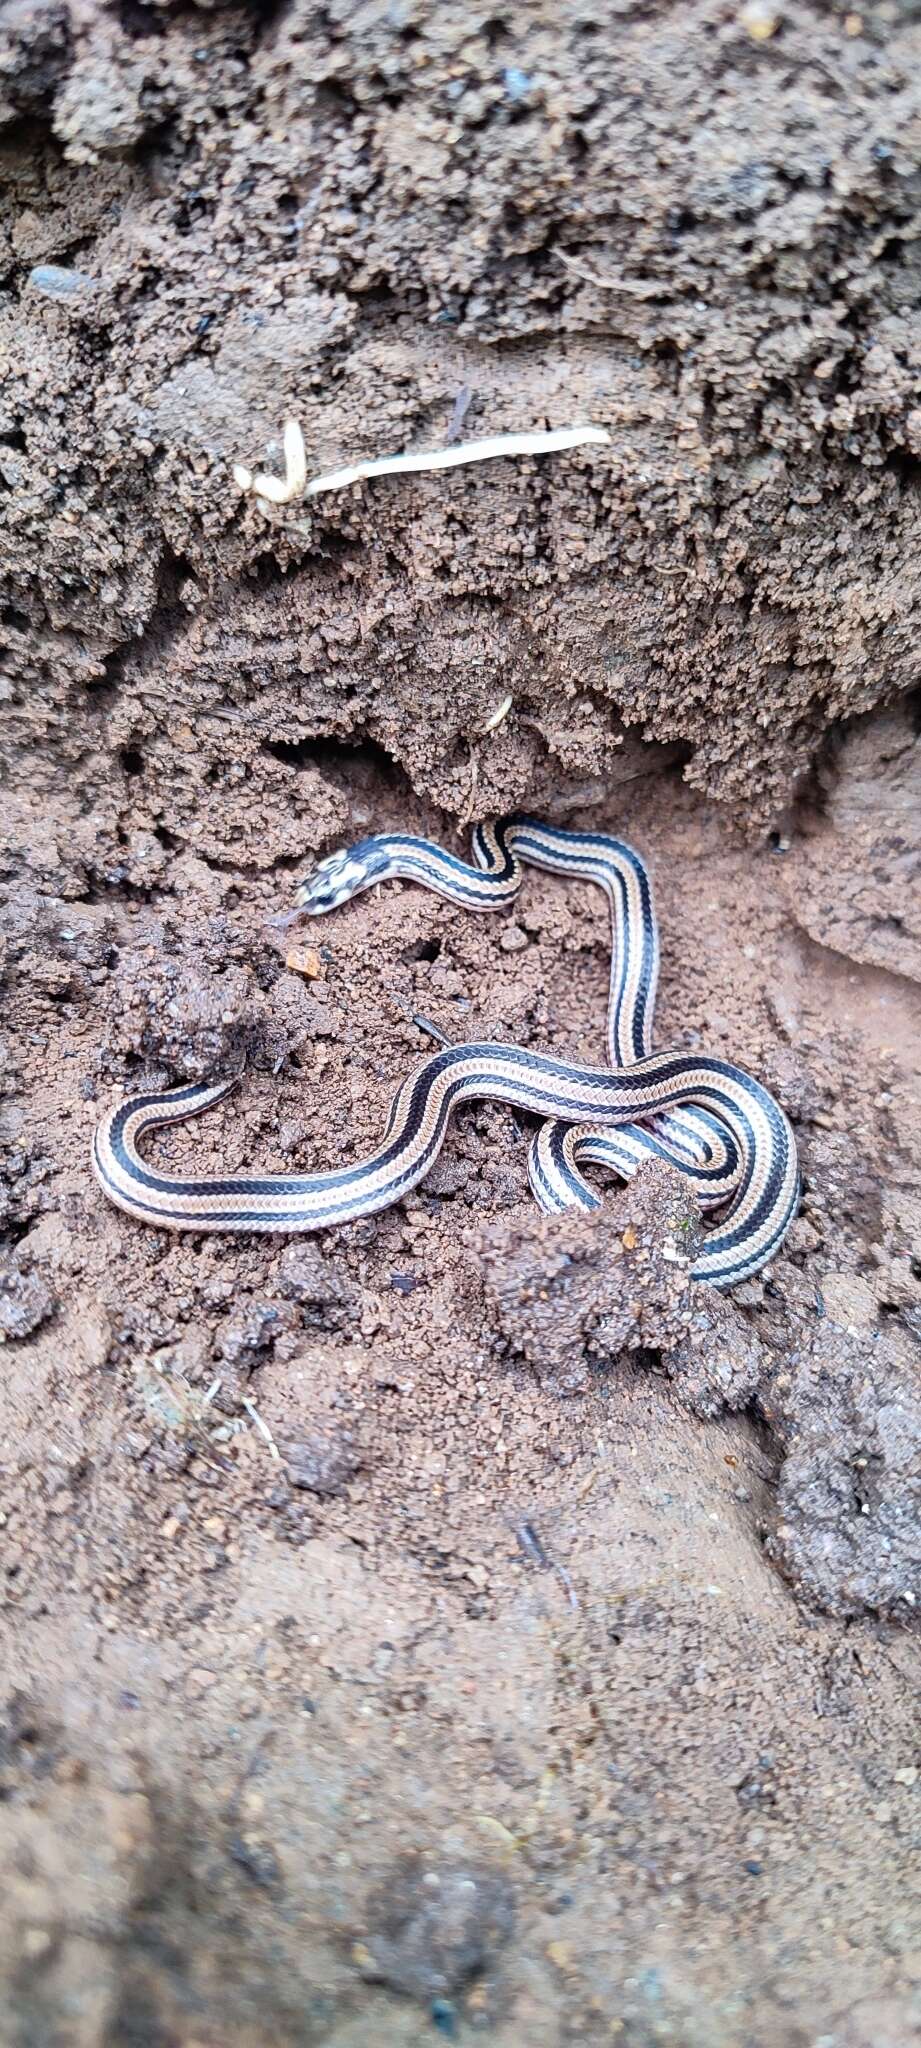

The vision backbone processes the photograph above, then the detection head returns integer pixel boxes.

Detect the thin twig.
[516,1520,549,1568]
[446,384,473,443]
[459,744,480,828]
[552,1559,580,1612]
[515,1519,580,1610]
[242,1396,281,1460]
[412,1013,454,1048]
[555,249,668,299]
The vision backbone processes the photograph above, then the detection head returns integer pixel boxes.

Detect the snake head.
[295,837,392,913]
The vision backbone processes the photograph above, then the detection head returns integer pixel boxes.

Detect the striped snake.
[92,818,800,1289]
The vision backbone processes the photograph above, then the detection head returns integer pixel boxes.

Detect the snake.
[92,817,800,1289]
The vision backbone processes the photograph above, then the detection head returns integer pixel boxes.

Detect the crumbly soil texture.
[2,4,921,2044]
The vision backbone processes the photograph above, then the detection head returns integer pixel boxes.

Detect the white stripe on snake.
[91,817,800,1288]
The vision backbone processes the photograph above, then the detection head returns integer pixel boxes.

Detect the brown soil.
[1,5,920,2045]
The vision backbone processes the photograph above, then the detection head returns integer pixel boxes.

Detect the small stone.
[819,1271,877,1334]
[221,1299,282,1364]
[21,1928,53,1962]
[423,1155,471,1198]
[229,1834,281,1889]
[285,944,325,978]
[894,1767,918,1787]
[738,0,779,35]
[0,1264,55,1341]
[475,1816,516,1854]
[503,66,532,101]
[499,923,528,952]
[274,1244,357,1326]
[28,264,95,300]
[283,1424,361,1498]
[53,1756,87,1785]
[187,1667,218,1694]
[363,1858,514,2002]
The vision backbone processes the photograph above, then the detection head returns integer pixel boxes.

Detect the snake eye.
[296,862,344,910]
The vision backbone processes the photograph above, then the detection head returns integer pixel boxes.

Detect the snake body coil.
[92,818,800,1289]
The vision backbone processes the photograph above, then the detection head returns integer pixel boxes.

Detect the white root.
[479,693,514,736]
[234,420,611,508]
[233,417,308,504]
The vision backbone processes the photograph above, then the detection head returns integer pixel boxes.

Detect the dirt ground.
[1,3,921,2044]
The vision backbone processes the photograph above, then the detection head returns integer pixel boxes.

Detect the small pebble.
[285,944,325,978]
[364,1857,514,2001]
[28,264,96,300]
[0,1265,55,1342]
[738,0,779,35]
[229,1834,281,1889]
[283,1425,361,1498]
[21,1928,53,1962]
[502,66,532,100]
[187,1667,218,1694]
